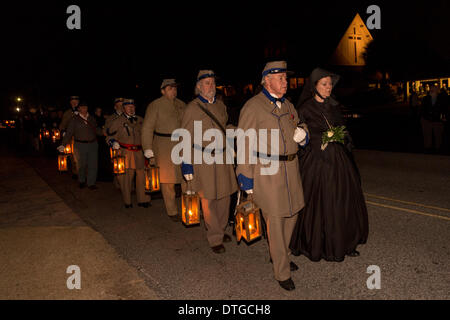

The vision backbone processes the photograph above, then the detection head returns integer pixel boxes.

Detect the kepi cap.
[160,79,178,89]
[197,70,215,82]
[123,98,135,106]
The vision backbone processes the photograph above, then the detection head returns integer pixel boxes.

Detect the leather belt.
[154,131,172,137]
[193,144,226,156]
[119,142,142,151]
[256,152,297,161]
[75,138,97,143]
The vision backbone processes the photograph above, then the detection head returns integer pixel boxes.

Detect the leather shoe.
[79,182,86,189]
[88,185,98,190]
[211,244,225,254]
[138,202,150,208]
[290,261,299,272]
[278,278,295,291]
[347,250,360,257]
[124,204,133,209]
[223,234,232,243]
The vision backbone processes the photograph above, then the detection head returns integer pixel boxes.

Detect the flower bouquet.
[321,125,346,150]
[320,113,346,151]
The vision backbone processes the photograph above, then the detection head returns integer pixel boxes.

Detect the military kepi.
[197,70,215,82]
[160,79,178,89]
[123,98,135,106]
[261,61,290,83]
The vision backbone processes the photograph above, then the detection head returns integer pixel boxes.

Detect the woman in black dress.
[289,68,369,262]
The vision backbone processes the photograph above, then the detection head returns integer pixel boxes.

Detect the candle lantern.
[145,165,160,193]
[235,196,262,243]
[64,144,72,155]
[52,129,61,141]
[58,154,68,172]
[44,129,50,139]
[181,181,200,226]
[110,147,119,159]
[112,155,125,175]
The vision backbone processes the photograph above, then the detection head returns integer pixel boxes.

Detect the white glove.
[112,141,120,150]
[62,132,66,137]
[246,189,253,194]
[57,145,65,153]
[293,127,307,144]
[184,174,193,181]
[144,149,154,158]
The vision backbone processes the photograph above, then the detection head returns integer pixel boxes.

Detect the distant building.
[330,13,373,67]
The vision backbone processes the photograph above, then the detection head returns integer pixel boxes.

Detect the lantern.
[64,144,72,154]
[58,154,68,172]
[235,197,262,243]
[44,129,50,139]
[181,182,200,226]
[52,129,61,142]
[145,165,160,193]
[110,147,119,159]
[112,155,125,175]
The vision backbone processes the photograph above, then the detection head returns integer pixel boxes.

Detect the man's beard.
[203,88,216,100]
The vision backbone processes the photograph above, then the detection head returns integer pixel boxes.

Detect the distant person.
[105,98,124,188]
[106,99,150,208]
[410,89,420,118]
[94,107,112,182]
[142,79,186,222]
[58,101,100,190]
[420,86,448,153]
[59,96,80,178]
[289,68,369,263]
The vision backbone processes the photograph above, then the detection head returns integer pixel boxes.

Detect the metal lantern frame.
[181,181,201,226]
[112,154,126,175]
[145,163,160,193]
[58,154,68,172]
[235,194,263,243]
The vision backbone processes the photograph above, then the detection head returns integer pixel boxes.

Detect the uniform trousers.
[262,211,298,282]
[161,183,178,216]
[200,196,231,247]
[73,141,98,186]
[117,168,150,205]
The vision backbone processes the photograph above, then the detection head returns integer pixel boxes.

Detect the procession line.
[364,193,450,213]
[365,200,450,221]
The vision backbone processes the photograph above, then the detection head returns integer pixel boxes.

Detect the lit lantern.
[235,198,262,243]
[110,147,119,159]
[58,154,68,172]
[39,132,42,141]
[52,129,61,142]
[145,165,160,193]
[112,155,125,175]
[181,183,200,226]
[64,144,72,154]
[44,129,50,139]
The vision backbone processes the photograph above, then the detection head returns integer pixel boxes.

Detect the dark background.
[1,0,449,116]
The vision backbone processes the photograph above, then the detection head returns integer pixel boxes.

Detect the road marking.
[364,193,450,213]
[366,200,450,221]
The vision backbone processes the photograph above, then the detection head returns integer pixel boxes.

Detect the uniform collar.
[262,87,285,104]
[198,95,216,104]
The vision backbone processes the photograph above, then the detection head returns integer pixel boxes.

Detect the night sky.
[1,0,449,116]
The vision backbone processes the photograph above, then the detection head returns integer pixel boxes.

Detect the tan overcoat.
[106,114,145,170]
[236,92,305,217]
[181,97,238,200]
[141,96,186,183]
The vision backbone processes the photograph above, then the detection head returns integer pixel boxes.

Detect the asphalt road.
[15,148,449,300]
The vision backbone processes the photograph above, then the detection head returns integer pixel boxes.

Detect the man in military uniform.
[105,98,124,188]
[236,61,308,291]
[59,96,80,178]
[106,99,150,208]
[58,100,100,190]
[142,79,186,222]
[181,70,238,254]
